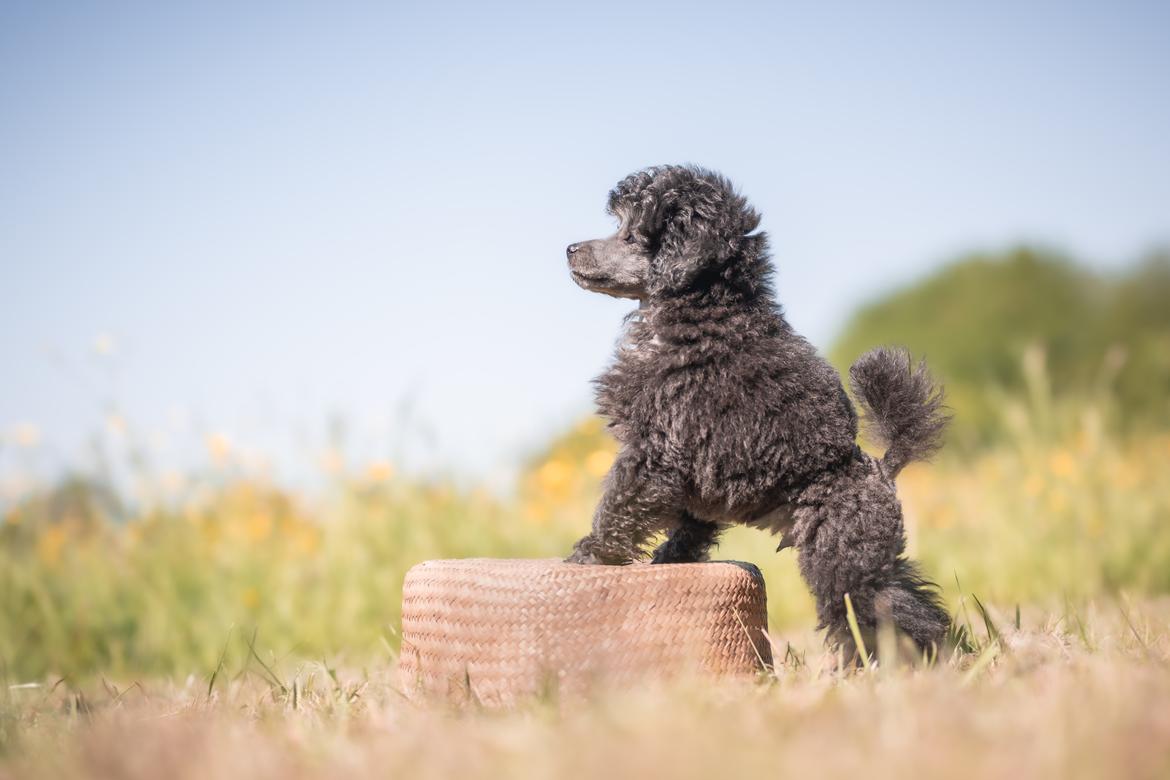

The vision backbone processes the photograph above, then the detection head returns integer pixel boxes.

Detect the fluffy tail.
[849,347,950,478]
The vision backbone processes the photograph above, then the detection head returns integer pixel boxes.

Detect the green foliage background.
[829,246,1170,445]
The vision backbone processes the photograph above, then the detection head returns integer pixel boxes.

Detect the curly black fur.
[650,513,720,564]
[563,165,951,654]
[850,347,950,478]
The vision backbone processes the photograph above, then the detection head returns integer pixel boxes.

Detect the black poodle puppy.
[564,165,951,654]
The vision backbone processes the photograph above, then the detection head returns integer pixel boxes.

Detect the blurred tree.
[1104,251,1170,422]
[829,246,1170,445]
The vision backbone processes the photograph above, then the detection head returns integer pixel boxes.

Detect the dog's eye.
[624,234,638,244]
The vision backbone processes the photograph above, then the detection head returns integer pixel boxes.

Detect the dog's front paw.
[566,537,603,568]
[565,535,616,565]
[564,548,604,565]
[651,544,686,564]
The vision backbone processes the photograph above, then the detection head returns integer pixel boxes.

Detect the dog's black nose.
[566,243,581,257]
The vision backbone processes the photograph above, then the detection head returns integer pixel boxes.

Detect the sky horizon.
[2,0,1168,492]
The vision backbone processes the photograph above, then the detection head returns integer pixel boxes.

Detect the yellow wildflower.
[585,449,614,478]
[320,448,345,475]
[367,460,394,482]
[538,459,572,494]
[37,525,69,565]
[295,527,320,555]
[1048,450,1077,479]
[523,498,550,525]
[241,587,261,610]
[206,432,232,465]
[246,512,273,542]
[1024,474,1045,497]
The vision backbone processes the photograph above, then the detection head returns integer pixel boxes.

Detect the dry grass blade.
[971,594,1001,645]
[844,593,870,667]
[734,608,771,673]
[207,626,235,700]
[244,629,287,695]
[961,640,1000,687]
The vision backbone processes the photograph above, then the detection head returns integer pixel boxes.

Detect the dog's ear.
[647,180,760,297]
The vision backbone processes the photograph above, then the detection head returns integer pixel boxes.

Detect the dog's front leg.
[650,513,721,563]
[566,453,675,565]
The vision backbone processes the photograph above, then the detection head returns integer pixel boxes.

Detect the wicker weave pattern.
[398,558,771,706]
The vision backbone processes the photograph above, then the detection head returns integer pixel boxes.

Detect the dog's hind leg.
[792,459,950,659]
[651,513,721,564]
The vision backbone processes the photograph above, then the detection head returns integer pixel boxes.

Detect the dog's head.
[566,165,762,300]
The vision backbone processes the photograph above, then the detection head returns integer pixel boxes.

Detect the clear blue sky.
[1,0,1168,486]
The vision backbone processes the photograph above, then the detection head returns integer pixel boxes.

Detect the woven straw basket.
[398,558,772,706]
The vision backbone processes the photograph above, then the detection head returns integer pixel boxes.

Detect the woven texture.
[398,558,771,706]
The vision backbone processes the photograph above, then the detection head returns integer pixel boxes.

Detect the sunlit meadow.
[2,351,1169,778]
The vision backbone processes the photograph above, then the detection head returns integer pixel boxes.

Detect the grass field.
[3,389,1170,777]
